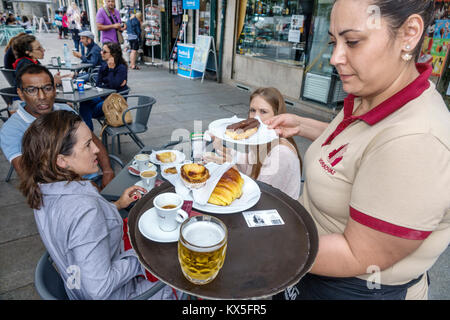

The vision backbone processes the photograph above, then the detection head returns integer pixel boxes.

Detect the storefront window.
[236,0,313,66]
[198,0,211,36]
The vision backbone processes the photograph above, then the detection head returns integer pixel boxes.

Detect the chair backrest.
[34,252,69,300]
[0,67,16,86]
[124,95,155,127]
[0,86,20,106]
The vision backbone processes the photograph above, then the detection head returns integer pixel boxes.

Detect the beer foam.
[182,221,226,252]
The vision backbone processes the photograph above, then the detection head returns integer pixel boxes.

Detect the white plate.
[150,150,186,166]
[134,180,155,194]
[127,161,156,176]
[185,174,261,214]
[138,207,180,243]
[208,117,278,146]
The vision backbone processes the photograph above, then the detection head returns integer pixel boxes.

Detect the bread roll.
[208,167,244,206]
[156,151,176,163]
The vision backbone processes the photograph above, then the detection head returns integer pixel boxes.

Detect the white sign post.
[190,35,218,83]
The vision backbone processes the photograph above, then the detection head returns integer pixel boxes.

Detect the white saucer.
[128,161,156,176]
[138,207,180,243]
[134,180,154,194]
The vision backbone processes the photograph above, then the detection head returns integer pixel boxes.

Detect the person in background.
[67,2,83,54]
[126,12,142,70]
[205,87,302,200]
[3,32,26,70]
[81,10,89,31]
[73,30,102,82]
[62,10,69,39]
[266,0,450,300]
[54,10,63,39]
[19,110,178,299]
[5,16,16,25]
[96,0,126,44]
[20,16,31,32]
[0,64,115,189]
[79,42,129,131]
[11,34,67,85]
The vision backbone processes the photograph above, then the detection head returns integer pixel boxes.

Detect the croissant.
[208,167,244,206]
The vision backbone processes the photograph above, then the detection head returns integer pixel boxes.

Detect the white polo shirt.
[300,63,450,295]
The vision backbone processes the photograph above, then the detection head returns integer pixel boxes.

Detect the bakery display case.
[301,0,347,107]
[236,0,314,66]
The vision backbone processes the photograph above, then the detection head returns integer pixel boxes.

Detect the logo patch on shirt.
[327,143,349,167]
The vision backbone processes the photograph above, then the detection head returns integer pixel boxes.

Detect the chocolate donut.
[225,118,260,140]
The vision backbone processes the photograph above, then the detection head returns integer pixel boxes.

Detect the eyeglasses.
[101,49,110,54]
[21,85,54,96]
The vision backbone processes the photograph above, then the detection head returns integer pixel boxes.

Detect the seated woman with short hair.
[19,110,177,300]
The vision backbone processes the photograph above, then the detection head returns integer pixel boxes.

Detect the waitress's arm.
[310,219,423,277]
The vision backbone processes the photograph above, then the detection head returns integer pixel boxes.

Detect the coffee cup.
[134,153,150,172]
[140,170,157,190]
[153,193,188,232]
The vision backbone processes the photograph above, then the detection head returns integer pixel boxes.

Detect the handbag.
[104,7,124,44]
[102,93,132,127]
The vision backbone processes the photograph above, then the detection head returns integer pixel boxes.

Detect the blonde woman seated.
[19,110,177,300]
[205,87,302,199]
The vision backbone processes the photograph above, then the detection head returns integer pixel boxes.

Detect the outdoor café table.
[55,87,116,113]
[100,146,160,202]
[126,181,319,300]
[46,63,93,75]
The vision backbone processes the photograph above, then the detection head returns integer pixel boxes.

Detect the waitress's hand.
[265,114,302,138]
[207,134,234,163]
[114,185,147,210]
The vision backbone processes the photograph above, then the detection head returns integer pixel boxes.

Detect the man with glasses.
[96,0,126,44]
[0,64,115,189]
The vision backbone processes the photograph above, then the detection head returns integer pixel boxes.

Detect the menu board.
[191,35,212,72]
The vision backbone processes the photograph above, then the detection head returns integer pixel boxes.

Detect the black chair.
[101,95,155,155]
[0,86,19,108]
[34,251,167,300]
[0,87,20,182]
[0,67,16,86]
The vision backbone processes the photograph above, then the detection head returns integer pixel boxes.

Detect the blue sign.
[177,43,203,79]
[182,0,199,10]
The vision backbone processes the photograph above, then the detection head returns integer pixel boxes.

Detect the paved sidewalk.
[0,32,448,300]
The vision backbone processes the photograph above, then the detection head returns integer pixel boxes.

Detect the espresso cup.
[134,153,150,172]
[153,193,188,232]
[140,170,157,190]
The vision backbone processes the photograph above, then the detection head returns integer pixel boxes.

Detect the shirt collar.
[343,63,432,125]
[16,102,37,124]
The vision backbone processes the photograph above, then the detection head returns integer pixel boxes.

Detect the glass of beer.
[178,215,228,285]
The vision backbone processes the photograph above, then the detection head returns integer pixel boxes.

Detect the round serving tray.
[128,181,318,300]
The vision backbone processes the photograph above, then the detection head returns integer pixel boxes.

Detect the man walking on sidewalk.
[96,0,126,44]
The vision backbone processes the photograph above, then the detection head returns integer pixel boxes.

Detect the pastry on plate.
[225,118,260,140]
[208,167,244,206]
[180,163,210,189]
[156,151,176,163]
[164,167,178,174]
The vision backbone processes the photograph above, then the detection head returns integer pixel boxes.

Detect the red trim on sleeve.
[349,207,431,240]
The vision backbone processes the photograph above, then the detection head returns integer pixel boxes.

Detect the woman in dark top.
[12,34,65,86]
[12,34,43,71]
[79,42,129,131]
[3,32,26,70]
